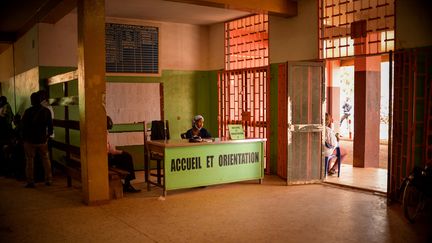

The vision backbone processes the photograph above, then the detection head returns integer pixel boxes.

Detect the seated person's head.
[192,115,204,130]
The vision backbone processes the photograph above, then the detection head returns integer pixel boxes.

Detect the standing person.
[22,92,53,188]
[0,96,14,176]
[37,90,54,138]
[107,116,140,193]
[185,115,212,139]
[325,113,347,175]
[11,114,26,180]
[0,96,13,126]
[340,97,352,126]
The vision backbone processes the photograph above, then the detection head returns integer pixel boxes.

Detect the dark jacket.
[185,128,211,139]
[22,104,53,144]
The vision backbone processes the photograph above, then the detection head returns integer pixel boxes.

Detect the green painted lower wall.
[163,70,218,139]
[5,65,276,175]
[36,67,219,170]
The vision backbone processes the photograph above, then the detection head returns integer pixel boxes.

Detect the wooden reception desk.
[146,138,266,196]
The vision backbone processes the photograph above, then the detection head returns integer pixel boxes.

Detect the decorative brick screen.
[225,14,269,70]
[319,0,394,59]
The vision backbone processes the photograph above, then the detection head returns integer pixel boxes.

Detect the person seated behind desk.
[325,113,347,175]
[185,115,211,139]
[107,116,140,193]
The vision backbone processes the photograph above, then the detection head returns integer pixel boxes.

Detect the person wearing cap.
[185,115,211,139]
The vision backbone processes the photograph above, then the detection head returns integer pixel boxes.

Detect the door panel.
[287,62,325,185]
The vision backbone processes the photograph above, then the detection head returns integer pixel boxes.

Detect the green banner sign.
[164,141,264,190]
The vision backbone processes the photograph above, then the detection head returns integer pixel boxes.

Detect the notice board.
[106,23,159,74]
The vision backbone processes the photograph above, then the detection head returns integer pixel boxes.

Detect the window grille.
[106,23,159,74]
[319,0,394,59]
[225,14,268,70]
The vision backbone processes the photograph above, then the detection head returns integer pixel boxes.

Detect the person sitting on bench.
[107,116,140,193]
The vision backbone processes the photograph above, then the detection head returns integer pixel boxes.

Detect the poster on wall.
[106,82,161,145]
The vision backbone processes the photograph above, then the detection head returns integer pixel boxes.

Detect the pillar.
[77,0,109,205]
[353,55,381,168]
[326,60,341,132]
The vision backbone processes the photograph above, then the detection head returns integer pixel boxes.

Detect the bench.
[52,142,130,199]
[45,70,130,199]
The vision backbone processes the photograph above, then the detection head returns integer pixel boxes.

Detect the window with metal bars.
[225,14,269,70]
[319,0,394,59]
[105,23,159,74]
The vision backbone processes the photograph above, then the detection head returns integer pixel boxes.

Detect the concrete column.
[77,0,109,205]
[353,55,381,168]
[326,60,341,132]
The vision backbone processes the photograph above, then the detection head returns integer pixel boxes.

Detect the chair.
[144,120,169,190]
[324,147,341,177]
[150,120,169,140]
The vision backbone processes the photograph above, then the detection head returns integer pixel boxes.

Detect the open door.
[286,61,325,184]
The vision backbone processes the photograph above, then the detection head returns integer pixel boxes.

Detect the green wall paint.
[9,66,271,175]
[163,70,218,139]
[37,67,219,166]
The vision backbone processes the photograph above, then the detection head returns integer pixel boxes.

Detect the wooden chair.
[324,147,341,177]
[144,120,169,190]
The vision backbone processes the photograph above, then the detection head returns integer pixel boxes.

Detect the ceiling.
[0,0,251,42]
[106,0,252,25]
[0,0,252,54]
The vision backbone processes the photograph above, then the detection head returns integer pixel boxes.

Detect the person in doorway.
[22,92,53,187]
[340,97,352,126]
[107,116,140,193]
[185,115,211,139]
[325,113,347,175]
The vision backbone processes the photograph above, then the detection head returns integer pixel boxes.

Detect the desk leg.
[259,179,262,184]
[144,158,149,183]
[156,159,162,185]
[145,158,151,191]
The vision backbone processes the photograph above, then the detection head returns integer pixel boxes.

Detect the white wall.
[0,27,39,109]
[38,14,212,71]
[396,0,432,49]
[160,21,209,70]
[269,0,318,63]
[13,26,39,74]
[208,23,225,70]
[39,13,78,67]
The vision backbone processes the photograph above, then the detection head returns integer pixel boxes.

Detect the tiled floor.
[325,164,388,193]
[325,139,389,193]
[1,174,431,242]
